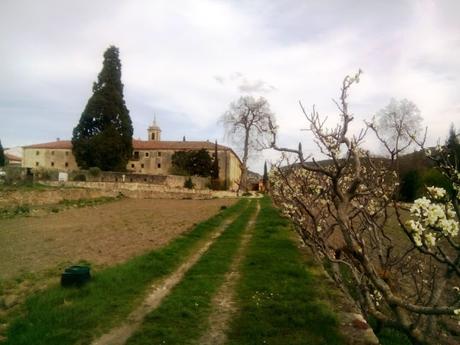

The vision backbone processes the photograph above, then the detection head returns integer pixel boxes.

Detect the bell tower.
[147,116,161,141]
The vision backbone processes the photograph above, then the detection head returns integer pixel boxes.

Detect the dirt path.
[0,198,236,280]
[197,201,260,345]
[91,213,240,345]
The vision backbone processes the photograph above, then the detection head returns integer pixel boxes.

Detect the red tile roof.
[132,140,229,151]
[24,140,230,151]
[23,140,72,149]
[23,140,241,162]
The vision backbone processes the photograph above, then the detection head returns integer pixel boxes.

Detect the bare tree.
[369,98,424,161]
[221,95,276,193]
[268,72,460,344]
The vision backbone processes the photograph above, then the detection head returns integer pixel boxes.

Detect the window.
[158,151,161,157]
[145,152,149,157]
[65,151,69,156]
[35,162,39,166]
[51,162,54,167]
[51,151,54,155]
[36,151,39,155]
[141,163,144,168]
[157,163,161,168]
[65,162,69,167]
[131,164,135,168]
[133,151,139,159]
[151,133,155,140]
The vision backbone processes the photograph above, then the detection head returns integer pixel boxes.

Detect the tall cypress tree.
[72,46,133,171]
[262,161,268,191]
[0,140,5,167]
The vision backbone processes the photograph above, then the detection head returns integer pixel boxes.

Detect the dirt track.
[0,198,236,280]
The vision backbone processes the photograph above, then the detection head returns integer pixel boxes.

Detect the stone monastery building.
[22,121,242,189]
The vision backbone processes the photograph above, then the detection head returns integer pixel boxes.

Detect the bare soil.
[0,198,236,280]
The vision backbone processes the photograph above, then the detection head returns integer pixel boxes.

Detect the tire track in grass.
[4,200,247,345]
[124,200,257,345]
[92,206,246,345]
[196,201,260,345]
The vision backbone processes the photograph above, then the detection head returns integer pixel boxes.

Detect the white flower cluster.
[426,186,446,200]
[407,189,459,247]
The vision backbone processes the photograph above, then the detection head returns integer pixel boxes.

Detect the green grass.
[2,199,247,345]
[58,195,123,208]
[0,205,31,219]
[126,200,257,345]
[0,181,58,192]
[226,197,345,345]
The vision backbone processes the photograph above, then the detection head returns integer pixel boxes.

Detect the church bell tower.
[147,116,161,141]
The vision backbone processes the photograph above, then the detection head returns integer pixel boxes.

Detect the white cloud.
[1,0,460,173]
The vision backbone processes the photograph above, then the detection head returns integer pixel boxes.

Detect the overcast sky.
[1,0,459,172]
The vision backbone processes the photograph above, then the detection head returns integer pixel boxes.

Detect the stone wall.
[0,188,117,207]
[71,172,210,190]
[44,181,215,199]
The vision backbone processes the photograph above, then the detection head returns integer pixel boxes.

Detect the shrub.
[73,174,87,182]
[184,177,195,189]
[88,167,101,177]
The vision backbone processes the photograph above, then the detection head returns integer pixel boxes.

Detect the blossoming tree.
[269,71,460,344]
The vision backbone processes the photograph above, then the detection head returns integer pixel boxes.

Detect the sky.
[1,0,459,173]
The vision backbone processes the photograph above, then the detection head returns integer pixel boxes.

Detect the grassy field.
[2,199,247,345]
[226,197,344,345]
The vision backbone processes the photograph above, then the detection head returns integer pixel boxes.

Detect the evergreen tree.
[171,149,213,177]
[0,140,5,167]
[446,123,460,170]
[262,161,268,190]
[211,141,219,179]
[72,46,133,171]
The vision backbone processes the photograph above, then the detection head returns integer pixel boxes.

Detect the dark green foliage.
[72,46,133,171]
[88,167,101,177]
[0,140,5,167]
[446,124,460,170]
[171,149,213,177]
[421,168,453,195]
[399,170,421,202]
[183,177,194,189]
[211,141,219,179]
[263,161,268,190]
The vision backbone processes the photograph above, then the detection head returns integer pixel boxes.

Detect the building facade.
[22,122,242,190]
